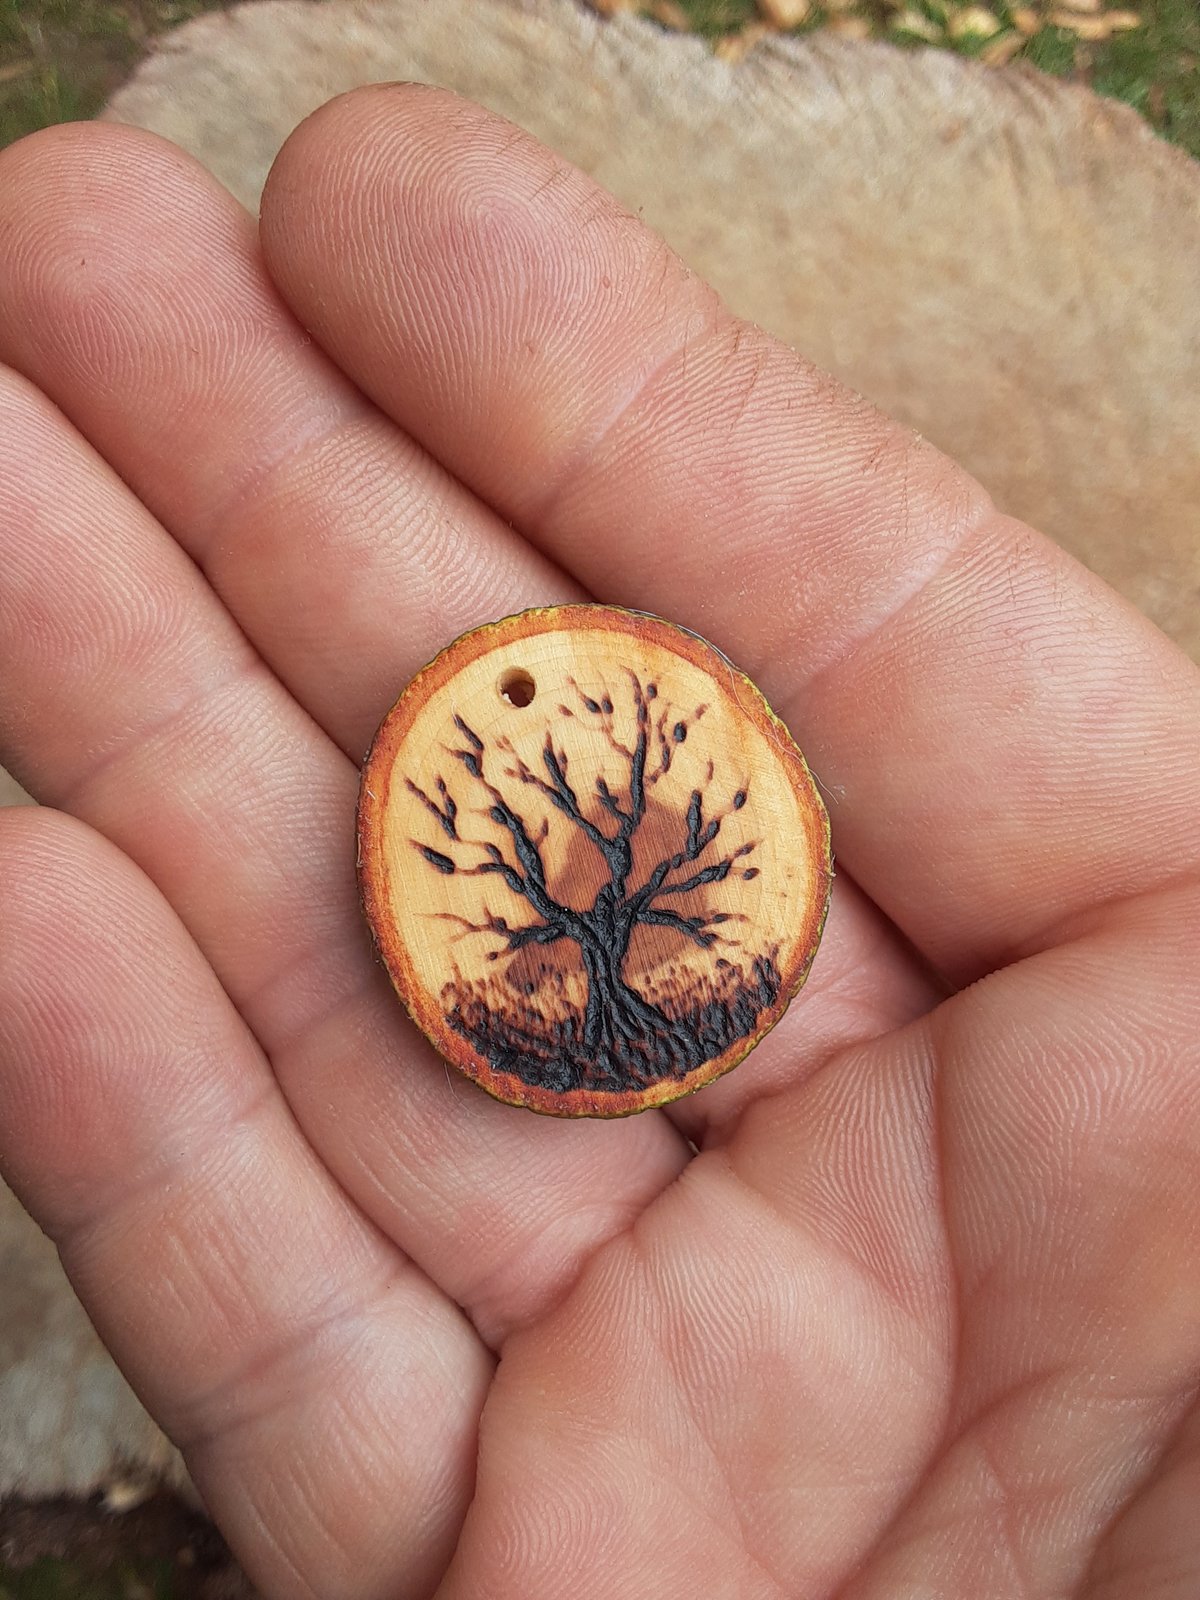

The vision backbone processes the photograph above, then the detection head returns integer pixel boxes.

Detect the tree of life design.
[405,674,780,1097]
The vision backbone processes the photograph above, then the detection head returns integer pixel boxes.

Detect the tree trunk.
[580,941,693,1080]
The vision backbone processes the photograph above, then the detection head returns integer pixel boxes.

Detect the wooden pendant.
[358,606,831,1117]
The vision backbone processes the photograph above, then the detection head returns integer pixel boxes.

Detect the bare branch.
[624,782,756,918]
[653,845,755,899]
[416,844,457,875]
[469,854,527,899]
[405,777,458,840]
[595,775,628,821]
[453,714,483,752]
[506,922,570,951]
[540,739,620,862]
[569,675,632,757]
[649,705,673,785]
[411,721,579,934]
[636,906,730,949]
[620,673,649,843]
[431,908,566,955]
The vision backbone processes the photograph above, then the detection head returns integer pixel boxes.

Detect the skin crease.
[0,85,1196,1600]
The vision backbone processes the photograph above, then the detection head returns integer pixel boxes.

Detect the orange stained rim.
[357,604,833,1117]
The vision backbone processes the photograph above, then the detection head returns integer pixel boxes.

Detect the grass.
[0,0,1197,158]
[684,0,1200,156]
[1081,0,1200,158]
[0,1555,176,1599]
[0,0,227,148]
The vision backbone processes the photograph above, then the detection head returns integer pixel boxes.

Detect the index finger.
[259,86,1200,982]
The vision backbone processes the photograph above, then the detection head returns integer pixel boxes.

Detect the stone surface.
[0,767,31,807]
[0,1179,188,1500]
[102,0,1200,659]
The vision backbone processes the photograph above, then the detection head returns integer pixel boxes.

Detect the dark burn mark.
[405,777,459,841]
[418,845,457,874]
[453,714,484,751]
[446,954,781,1095]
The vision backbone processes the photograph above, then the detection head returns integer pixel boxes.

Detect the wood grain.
[359,606,831,1116]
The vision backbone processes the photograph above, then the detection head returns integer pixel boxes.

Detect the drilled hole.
[499,668,536,708]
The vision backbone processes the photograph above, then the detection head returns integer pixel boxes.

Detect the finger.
[847,881,1200,1598]
[0,120,574,762]
[0,806,487,1599]
[0,124,937,1135]
[0,364,688,1346]
[1083,1401,1200,1599]
[259,87,1200,983]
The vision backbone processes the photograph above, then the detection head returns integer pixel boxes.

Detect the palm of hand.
[0,88,1197,1600]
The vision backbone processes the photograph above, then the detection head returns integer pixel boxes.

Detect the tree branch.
[409,719,581,935]
[636,905,733,949]
[432,907,567,954]
[506,922,570,951]
[405,777,458,841]
[618,674,649,844]
[624,786,756,917]
[541,741,614,852]
[594,776,629,822]
[653,850,753,898]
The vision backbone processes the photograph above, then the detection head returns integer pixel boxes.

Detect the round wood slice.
[358,605,831,1116]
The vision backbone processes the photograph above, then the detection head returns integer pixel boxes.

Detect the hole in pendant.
[499,668,536,708]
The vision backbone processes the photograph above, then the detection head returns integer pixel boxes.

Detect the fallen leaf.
[981,28,1027,60]
[759,0,812,24]
[650,0,691,25]
[1049,6,1140,34]
[714,20,772,58]
[948,4,1002,36]
[827,13,873,35]
[893,7,945,38]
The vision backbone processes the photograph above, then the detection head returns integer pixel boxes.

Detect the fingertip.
[0,116,206,200]
[260,77,668,281]
[258,80,719,526]
[263,80,509,192]
[0,116,256,406]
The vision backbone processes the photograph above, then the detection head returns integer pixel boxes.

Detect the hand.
[1,86,1197,1600]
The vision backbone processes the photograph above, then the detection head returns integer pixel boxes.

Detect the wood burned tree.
[406,675,771,1090]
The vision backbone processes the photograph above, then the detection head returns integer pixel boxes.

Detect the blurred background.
[2,0,1198,155]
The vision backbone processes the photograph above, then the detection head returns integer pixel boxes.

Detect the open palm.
[1,87,1198,1600]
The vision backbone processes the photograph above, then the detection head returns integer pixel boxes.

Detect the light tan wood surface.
[359,607,831,1115]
